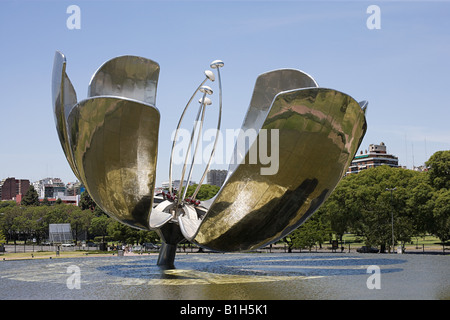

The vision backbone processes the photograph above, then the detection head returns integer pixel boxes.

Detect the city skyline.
[0,1,449,187]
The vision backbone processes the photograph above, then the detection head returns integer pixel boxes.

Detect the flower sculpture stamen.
[52,52,367,268]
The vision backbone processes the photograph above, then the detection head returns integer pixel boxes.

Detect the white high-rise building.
[346,142,399,175]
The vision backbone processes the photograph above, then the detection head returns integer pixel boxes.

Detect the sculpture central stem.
[156,221,185,269]
[157,243,179,269]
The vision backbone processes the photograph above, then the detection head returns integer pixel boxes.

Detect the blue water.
[0,253,448,299]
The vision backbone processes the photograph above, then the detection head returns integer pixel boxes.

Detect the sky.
[0,0,449,188]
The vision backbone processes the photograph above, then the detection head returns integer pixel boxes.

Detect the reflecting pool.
[0,253,449,300]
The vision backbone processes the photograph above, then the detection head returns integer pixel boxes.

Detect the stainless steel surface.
[53,52,367,265]
[192,61,224,200]
[53,53,161,231]
[192,87,367,252]
[168,70,215,195]
[176,88,212,202]
[67,96,160,230]
[88,55,160,106]
[180,99,207,201]
[52,51,81,180]
[150,200,174,229]
[227,69,318,178]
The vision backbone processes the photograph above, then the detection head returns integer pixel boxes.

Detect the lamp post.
[386,187,397,253]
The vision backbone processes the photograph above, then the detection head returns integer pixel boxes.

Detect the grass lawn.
[340,234,449,253]
[342,233,447,246]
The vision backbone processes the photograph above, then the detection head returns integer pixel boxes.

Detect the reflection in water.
[96,254,406,282]
[0,253,448,300]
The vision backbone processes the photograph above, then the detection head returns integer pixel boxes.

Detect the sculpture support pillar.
[157,243,178,269]
[156,222,185,269]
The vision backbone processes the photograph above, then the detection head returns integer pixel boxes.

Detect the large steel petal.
[52,51,81,180]
[192,88,367,251]
[228,69,318,177]
[67,96,160,230]
[88,55,160,105]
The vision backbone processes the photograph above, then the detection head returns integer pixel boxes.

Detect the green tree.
[0,229,6,244]
[317,166,421,252]
[107,220,159,245]
[21,185,39,206]
[426,150,450,190]
[0,201,16,209]
[89,214,112,243]
[135,229,159,245]
[430,189,450,243]
[47,204,70,224]
[290,217,329,252]
[13,207,36,243]
[317,179,360,242]
[29,206,50,243]
[0,206,22,244]
[406,173,435,236]
[67,207,92,245]
[42,197,51,206]
[355,167,419,251]
[183,184,220,201]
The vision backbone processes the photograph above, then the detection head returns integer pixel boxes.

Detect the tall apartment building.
[207,169,228,187]
[0,177,30,200]
[346,142,399,175]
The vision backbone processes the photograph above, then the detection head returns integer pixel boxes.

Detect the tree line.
[0,183,220,246]
[0,197,159,246]
[287,150,450,252]
[0,151,448,252]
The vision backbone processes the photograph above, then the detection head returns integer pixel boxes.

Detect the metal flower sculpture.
[52,51,367,268]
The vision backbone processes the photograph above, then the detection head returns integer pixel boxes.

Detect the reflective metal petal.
[227,69,318,177]
[52,51,81,180]
[88,55,160,105]
[150,200,174,229]
[189,69,319,229]
[67,96,160,230]
[192,87,367,252]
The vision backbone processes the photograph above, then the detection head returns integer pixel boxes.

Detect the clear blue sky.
[1,0,449,187]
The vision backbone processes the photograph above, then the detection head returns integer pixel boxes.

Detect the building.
[49,223,73,244]
[207,169,228,187]
[33,178,66,199]
[346,142,399,175]
[40,195,80,206]
[0,177,30,201]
